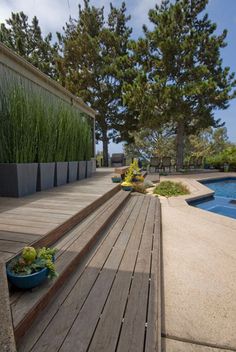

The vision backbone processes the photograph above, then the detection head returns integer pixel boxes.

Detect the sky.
[1,0,236,155]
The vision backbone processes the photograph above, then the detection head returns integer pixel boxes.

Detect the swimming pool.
[189,177,236,219]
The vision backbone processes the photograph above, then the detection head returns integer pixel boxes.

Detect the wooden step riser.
[14,191,130,344]
[31,184,121,249]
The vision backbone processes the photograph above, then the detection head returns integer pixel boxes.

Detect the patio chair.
[162,156,172,173]
[110,153,126,167]
[149,157,160,173]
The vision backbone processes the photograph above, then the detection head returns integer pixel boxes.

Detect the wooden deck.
[0,170,119,262]
[17,194,161,352]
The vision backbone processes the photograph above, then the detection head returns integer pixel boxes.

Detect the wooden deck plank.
[0,231,40,243]
[88,195,150,352]
[0,218,60,228]
[145,200,161,352]
[116,197,157,352]
[10,193,122,308]
[27,197,137,352]
[16,193,161,352]
[0,239,27,254]
[0,213,66,224]
[0,171,118,262]
[11,191,129,337]
[58,196,143,352]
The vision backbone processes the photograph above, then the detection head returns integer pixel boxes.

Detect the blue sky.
[1,0,236,154]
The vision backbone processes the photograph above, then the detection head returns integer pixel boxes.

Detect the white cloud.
[0,0,161,38]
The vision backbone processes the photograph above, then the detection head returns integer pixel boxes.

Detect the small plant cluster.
[8,246,58,279]
[0,73,92,163]
[121,160,146,193]
[153,181,189,197]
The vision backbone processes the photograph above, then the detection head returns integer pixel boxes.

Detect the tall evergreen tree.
[124,0,236,169]
[58,0,134,166]
[0,12,59,78]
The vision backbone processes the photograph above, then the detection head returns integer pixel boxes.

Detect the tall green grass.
[0,68,92,163]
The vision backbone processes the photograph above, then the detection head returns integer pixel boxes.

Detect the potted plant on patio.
[7,246,58,289]
[111,175,122,183]
[121,181,133,191]
[0,84,38,197]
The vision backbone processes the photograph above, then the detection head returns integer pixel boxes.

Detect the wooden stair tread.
[17,194,161,352]
[11,190,130,342]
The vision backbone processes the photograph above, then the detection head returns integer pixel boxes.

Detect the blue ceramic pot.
[7,266,49,290]
[111,177,122,183]
[122,186,133,191]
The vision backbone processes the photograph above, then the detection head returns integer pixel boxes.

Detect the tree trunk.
[102,131,109,167]
[176,120,185,171]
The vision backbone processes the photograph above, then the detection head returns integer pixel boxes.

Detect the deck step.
[10,189,130,344]
[31,183,121,249]
[17,194,161,352]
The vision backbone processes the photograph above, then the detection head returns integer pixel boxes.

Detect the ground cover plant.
[153,181,189,197]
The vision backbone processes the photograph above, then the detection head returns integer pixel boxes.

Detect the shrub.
[132,183,147,194]
[124,160,142,183]
[207,146,236,171]
[153,181,189,197]
[144,180,155,188]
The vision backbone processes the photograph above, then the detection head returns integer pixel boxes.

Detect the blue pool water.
[189,177,236,219]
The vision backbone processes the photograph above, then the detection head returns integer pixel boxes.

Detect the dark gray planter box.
[0,163,38,197]
[78,161,86,180]
[54,162,68,186]
[68,161,78,183]
[86,160,93,178]
[37,162,55,191]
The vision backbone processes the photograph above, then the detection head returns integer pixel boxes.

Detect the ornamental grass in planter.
[7,246,57,290]
[0,73,93,195]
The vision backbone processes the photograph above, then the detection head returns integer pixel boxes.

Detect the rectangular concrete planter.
[54,162,68,186]
[86,160,93,178]
[77,161,86,180]
[0,163,38,197]
[37,162,55,191]
[91,158,96,173]
[68,161,78,183]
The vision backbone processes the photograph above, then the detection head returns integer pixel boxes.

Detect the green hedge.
[206,146,236,171]
[0,76,92,163]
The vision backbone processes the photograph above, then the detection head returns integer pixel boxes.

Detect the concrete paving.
[0,261,16,352]
[163,338,232,351]
[160,172,236,351]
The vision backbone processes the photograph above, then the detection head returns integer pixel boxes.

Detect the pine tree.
[0,12,59,78]
[58,0,133,166]
[124,0,236,169]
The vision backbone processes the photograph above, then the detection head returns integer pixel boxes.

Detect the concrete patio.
[160,172,236,351]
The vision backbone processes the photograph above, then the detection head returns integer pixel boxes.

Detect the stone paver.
[161,172,236,350]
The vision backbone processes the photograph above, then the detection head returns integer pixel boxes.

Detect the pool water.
[189,177,236,220]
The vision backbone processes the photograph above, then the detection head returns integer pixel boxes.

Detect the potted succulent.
[7,246,57,290]
[111,175,122,183]
[121,181,133,191]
